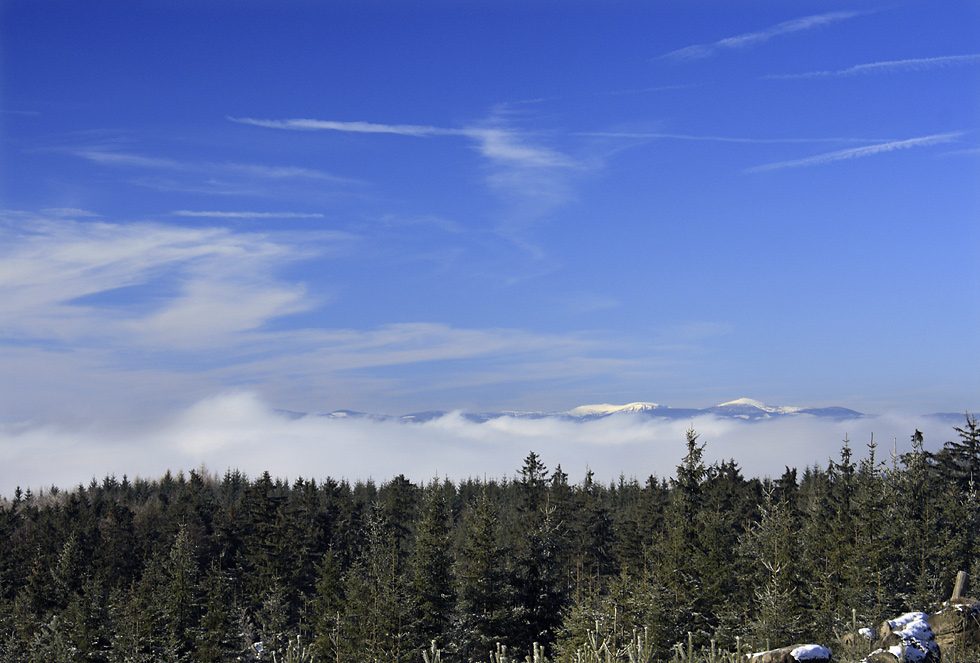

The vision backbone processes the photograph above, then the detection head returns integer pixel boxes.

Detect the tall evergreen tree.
[740,484,803,647]
[309,549,344,663]
[509,453,565,656]
[657,427,710,641]
[193,561,238,662]
[453,490,510,663]
[340,503,412,663]
[162,525,200,659]
[409,485,455,652]
[933,413,980,490]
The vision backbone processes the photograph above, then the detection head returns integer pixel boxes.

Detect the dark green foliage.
[0,414,977,661]
[410,485,455,650]
[453,490,511,662]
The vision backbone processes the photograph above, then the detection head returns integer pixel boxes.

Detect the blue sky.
[2,1,978,488]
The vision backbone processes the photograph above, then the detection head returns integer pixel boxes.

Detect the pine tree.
[740,484,803,647]
[309,549,344,663]
[409,485,455,652]
[933,413,980,490]
[891,430,944,606]
[519,452,550,517]
[340,503,412,662]
[453,490,510,663]
[570,470,617,605]
[51,532,83,611]
[853,436,892,625]
[507,454,566,656]
[193,561,238,662]
[509,506,565,656]
[802,441,860,638]
[658,427,709,641]
[256,580,289,655]
[162,525,200,658]
[698,460,752,643]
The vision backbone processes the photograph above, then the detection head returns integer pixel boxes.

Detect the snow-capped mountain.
[565,402,667,419]
[313,399,865,423]
[703,398,861,421]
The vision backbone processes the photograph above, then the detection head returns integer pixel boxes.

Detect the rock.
[863,651,900,663]
[879,613,930,642]
[928,597,980,650]
[869,612,940,663]
[843,630,874,654]
[748,644,832,663]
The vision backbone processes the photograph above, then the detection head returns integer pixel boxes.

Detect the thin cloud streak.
[231,116,579,170]
[229,117,452,137]
[746,133,963,173]
[174,211,325,219]
[579,132,890,145]
[768,54,980,79]
[70,149,352,183]
[232,114,585,274]
[661,10,862,60]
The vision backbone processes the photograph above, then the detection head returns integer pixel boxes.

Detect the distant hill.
[309,398,868,423]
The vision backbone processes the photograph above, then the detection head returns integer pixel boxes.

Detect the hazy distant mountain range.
[278,398,968,425]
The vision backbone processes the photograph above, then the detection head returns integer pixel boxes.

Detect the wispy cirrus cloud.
[174,210,325,219]
[661,10,862,60]
[232,112,586,280]
[230,117,449,137]
[746,132,964,173]
[229,116,578,170]
[578,131,890,145]
[767,53,980,79]
[70,148,354,183]
[0,213,322,348]
[41,207,101,218]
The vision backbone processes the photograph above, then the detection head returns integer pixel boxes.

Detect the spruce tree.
[193,561,238,662]
[309,549,344,663]
[453,490,510,663]
[509,453,565,656]
[340,503,412,662]
[740,484,803,647]
[409,485,455,652]
[934,413,980,490]
[658,427,709,642]
[162,525,200,658]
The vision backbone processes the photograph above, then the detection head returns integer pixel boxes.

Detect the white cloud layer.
[0,391,962,494]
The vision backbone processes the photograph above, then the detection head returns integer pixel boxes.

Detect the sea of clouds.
[0,391,965,494]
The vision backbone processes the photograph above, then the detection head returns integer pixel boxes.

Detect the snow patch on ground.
[792,645,831,661]
[887,612,930,630]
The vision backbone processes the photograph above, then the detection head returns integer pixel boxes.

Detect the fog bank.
[0,392,964,495]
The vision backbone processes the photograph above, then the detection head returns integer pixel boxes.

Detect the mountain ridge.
[299,398,872,423]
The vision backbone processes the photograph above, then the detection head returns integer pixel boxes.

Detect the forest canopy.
[1,416,977,662]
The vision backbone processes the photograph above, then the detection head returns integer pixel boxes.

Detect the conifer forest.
[1,417,978,663]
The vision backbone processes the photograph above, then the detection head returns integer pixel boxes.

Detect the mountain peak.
[565,402,661,417]
[718,397,768,408]
[711,398,805,417]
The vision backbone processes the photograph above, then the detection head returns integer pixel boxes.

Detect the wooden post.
[951,570,969,600]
